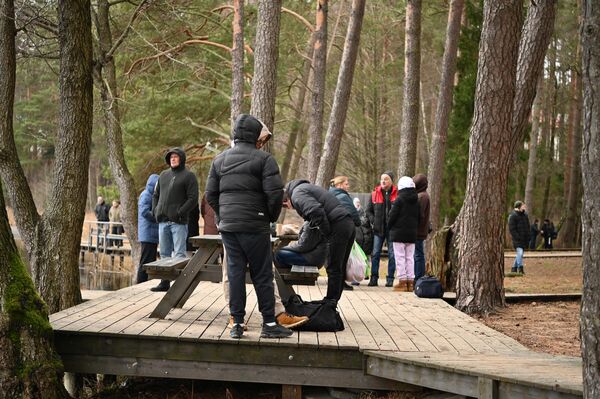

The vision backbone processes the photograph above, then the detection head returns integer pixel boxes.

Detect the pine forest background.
[11,0,582,246]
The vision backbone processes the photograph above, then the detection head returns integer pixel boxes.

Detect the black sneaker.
[261,323,293,338]
[367,278,378,287]
[230,324,244,339]
[343,282,354,291]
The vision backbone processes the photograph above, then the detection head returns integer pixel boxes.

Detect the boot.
[368,278,378,287]
[150,279,170,292]
[393,279,408,292]
[518,266,525,274]
[407,279,414,292]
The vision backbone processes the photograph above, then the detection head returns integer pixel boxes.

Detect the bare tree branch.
[105,0,149,58]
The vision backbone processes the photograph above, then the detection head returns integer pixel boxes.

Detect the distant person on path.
[94,196,110,245]
[366,171,397,287]
[206,114,294,339]
[529,219,539,250]
[508,201,530,274]
[329,176,361,290]
[283,179,355,303]
[541,219,556,250]
[136,174,159,284]
[152,147,199,292]
[413,174,430,281]
[388,177,420,292]
[353,197,373,263]
[109,199,124,247]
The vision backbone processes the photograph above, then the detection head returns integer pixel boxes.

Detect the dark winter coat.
[329,187,361,226]
[138,174,159,243]
[508,209,530,249]
[152,147,199,225]
[413,174,431,240]
[205,114,283,233]
[366,185,398,236]
[541,221,556,239]
[281,221,328,265]
[387,187,420,243]
[355,207,373,255]
[95,202,110,222]
[285,180,350,238]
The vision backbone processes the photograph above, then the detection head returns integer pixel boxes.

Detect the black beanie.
[383,170,395,182]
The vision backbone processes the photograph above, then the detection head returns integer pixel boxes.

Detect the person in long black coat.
[508,201,530,273]
[387,176,420,292]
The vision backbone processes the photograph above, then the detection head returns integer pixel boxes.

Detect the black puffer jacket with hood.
[285,179,350,238]
[152,147,199,224]
[205,114,283,233]
[387,187,420,243]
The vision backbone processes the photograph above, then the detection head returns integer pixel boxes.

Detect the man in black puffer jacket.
[283,179,355,303]
[206,114,292,339]
[152,147,199,292]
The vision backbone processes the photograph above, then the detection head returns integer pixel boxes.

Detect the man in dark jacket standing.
[366,171,397,287]
[152,147,199,291]
[508,201,530,274]
[283,179,355,302]
[413,174,430,281]
[206,114,292,339]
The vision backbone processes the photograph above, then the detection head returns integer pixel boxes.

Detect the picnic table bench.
[144,234,320,319]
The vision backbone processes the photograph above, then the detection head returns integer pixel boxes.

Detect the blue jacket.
[329,187,361,227]
[138,174,159,243]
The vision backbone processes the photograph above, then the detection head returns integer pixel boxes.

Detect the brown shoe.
[228,315,248,331]
[407,280,414,292]
[393,279,408,291]
[276,312,309,329]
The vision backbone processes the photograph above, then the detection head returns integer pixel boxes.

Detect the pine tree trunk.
[94,0,141,270]
[428,0,464,230]
[561,64,582,248]
[580,3,600,395]
[454,0,523,315]
[306,0,328,183]
[315,0,366,187]
[524,79,543,218]
[249,0,282,153]
[281,35,315,182]
[0,182,70,398]
[397,0,422,178]
[230,0,244,136]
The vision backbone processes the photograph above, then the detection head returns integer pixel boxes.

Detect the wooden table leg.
[149,243,216,319]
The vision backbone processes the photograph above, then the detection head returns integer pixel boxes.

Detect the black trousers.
[136,242,158,283]
[221,232,275,324]
[325,216,356,302]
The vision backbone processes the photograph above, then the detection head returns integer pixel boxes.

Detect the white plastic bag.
[346,241,368,283]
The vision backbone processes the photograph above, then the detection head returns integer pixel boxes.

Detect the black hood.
[285,179,310,204]
[233,114,262,143]
[164,147,186,169]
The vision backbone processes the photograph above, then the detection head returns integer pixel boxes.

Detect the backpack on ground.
[283,294,344,332]
[414,275,444,298]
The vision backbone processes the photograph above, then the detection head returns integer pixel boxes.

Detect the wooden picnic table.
[144,234,319,319]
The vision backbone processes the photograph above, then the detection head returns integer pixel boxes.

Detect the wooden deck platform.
[51,279,583,398]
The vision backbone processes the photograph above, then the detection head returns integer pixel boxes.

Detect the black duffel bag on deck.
[414,275,444,298]
[283,294,344,332]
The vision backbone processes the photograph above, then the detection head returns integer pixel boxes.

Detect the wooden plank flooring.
[51,278,581,396]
